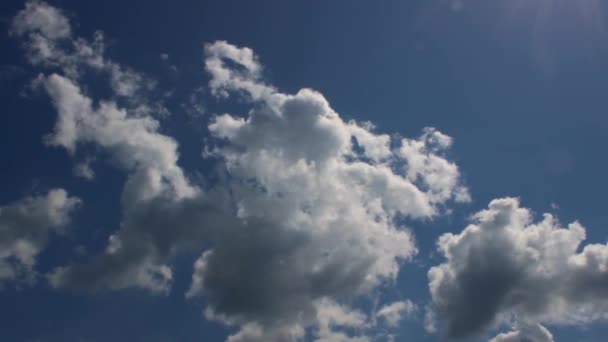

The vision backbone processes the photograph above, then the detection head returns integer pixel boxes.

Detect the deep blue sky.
[1,1,608,341]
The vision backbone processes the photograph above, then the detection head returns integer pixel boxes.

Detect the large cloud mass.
[185,41,468,339]
[8,2,474,340]
[429,197,608,339]
[11,2,608,342]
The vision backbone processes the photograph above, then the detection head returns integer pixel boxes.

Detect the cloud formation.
[11,0,162,113]
[43,72,204,292]
[428,197,608,339]
[11,0,71,40]
[376,300,417,327]
[12,0,200,293]
[11,2,470,340]
[0,189,80,286]
[8,2,608,342]
[187,41,468,340]
[489,322,554,342]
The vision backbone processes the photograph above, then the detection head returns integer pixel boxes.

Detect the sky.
[1,1,608,341]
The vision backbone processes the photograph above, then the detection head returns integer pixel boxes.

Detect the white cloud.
[12,1,161,109]
[45,38,467,339]
[11,0,198,293]
[11,0,71,40]
[0,189,80,286]
[314,299,369,340]
[223,299,371,342]
[428,197,608,339]
[205,40,275,100]
[9,0,198,292]
[489,322,554,342]
[42,73,195,201]
[43,72,201,292]
[185,41,468,340]
[398,127,470,204]
[226,322,306,342]
[376,300,417,327]
[12,2,470,339]
[10,3,608,342]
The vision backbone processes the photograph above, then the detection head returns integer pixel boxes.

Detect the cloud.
[42,73,203,292]
[0,189,80,286]
[41,73,195,201]
[11,0,71,40]
[12,2,469,339]
[376,300,417,327]
[428,197,608,339]
[73,157,95,180]
[182,86,205,119]
[46,38,466,339]
[11,1,199,293]
[398,127,470,204]
[12,1,161,111]
[205,41,268,99]
[489,322,554,342]
[10,3,608,342]
[185,41,468,340]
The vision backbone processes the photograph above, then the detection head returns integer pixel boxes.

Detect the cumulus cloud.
[12,2,470,340]
[11,0,71,40]
[11,3,608,342]
[0,189,80,286]
[11,1,199,293]
[489,322,554,342]
[11,1,161,110]
[399,127,470,204]
[42,73,195,200]
[51,38,465,339]
[183,41,468,340]
[428,197,608,339]
[42,72,205,292]
[376,300,417,327]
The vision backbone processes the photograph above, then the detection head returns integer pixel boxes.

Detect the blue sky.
[1,1,608,341]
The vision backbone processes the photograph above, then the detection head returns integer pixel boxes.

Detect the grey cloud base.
[428,197,608,339]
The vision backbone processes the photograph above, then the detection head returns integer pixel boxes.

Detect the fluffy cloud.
[11,1,199,293]
[11,0,71,40]
[42,72,204,292]
[398,128,470,204]
[376,300,417,327]
[428,197,608,339]
[12,2,470,340]
[489,323,554,342]
[10,3,608,342]
[0,189,80,286]
[11,1,160,109]
[41,73,195,201]
[184,41,469,339]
